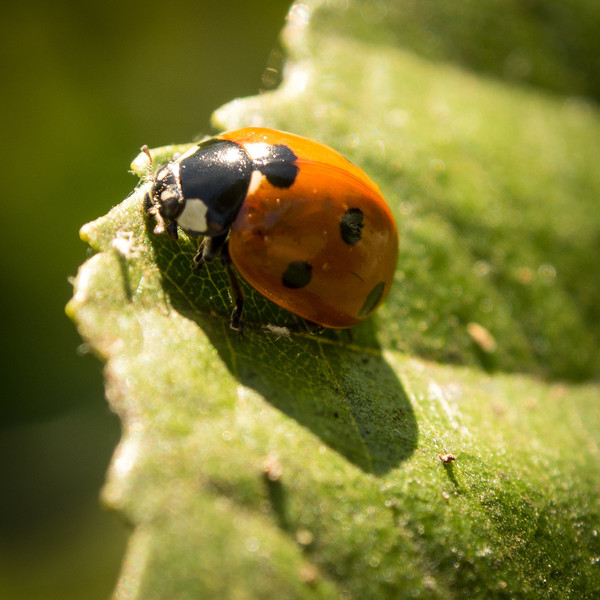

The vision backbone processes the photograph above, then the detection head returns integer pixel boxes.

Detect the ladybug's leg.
[192,240,206,271]
[193,240,207,272]
[192,233,244,333]
[193,231,228,272]
[303,320,325,335]
[219,241,245,334]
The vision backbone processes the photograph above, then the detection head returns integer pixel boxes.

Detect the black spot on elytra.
[358,281,385,317]
[282,261,312,289]
[340,208,364,245]
[253,144,299,188]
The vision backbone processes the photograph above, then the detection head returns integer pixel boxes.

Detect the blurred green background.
[0,1,290,598]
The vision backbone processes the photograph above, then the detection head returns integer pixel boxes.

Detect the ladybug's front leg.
[192,240,207,272]
[193,231,228,272]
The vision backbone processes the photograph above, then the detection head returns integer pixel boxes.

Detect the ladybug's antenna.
[140,145,155,182]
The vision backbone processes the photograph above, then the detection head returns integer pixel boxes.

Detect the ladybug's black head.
[142,161,184,240]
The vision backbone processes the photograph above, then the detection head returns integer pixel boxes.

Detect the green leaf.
[67,0,600,597]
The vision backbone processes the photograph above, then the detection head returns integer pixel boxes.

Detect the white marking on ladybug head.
[160,190,178,203]
[176,198,208,233]
[154,161,181,184]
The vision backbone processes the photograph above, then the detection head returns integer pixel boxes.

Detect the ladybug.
[143,128,398,331]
